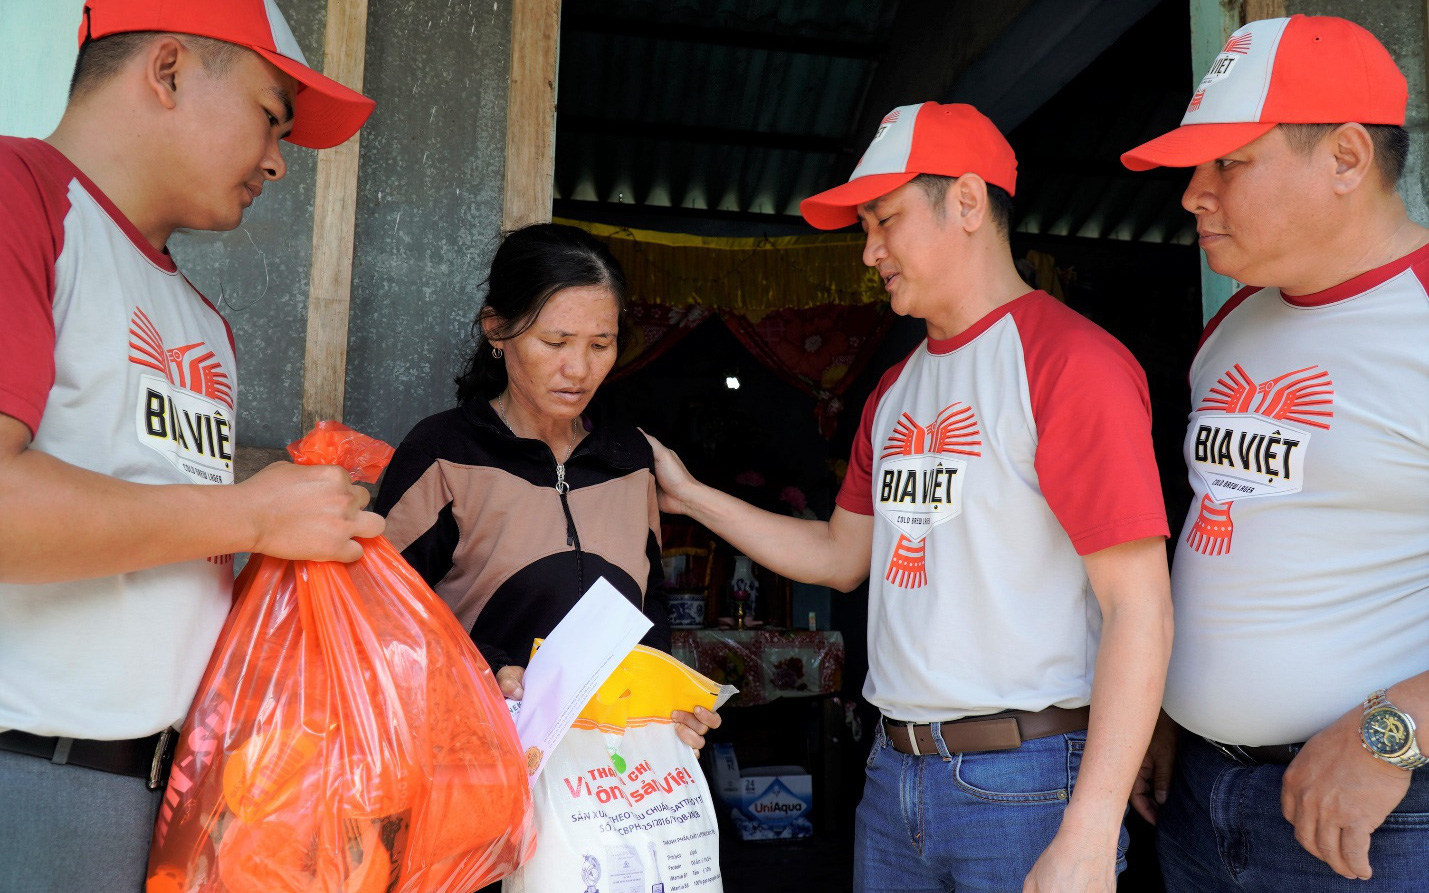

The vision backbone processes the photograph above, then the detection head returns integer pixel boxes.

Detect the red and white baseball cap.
[1122,15,1406,171]
[800,102,1018,230]
[80,0,375,150]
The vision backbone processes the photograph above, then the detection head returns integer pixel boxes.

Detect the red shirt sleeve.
[0,138,68,437]
[1020,300,1170,554]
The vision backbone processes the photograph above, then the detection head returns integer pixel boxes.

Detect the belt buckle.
[1203,737,1252,767]
[148,728,176,791]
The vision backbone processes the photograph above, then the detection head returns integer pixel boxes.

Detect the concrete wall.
[0,0,513,450]
[174,0,514,449]
[342,1,511,447]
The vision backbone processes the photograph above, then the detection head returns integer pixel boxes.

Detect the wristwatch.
[1360,689,1428,770]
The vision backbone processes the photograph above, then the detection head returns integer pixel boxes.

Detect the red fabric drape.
[611,301,893,438]
[610,301,714,380]
[721,303,893,437]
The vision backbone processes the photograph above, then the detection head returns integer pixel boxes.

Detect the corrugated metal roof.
[554,0,1197,245]
[557,0,896,217]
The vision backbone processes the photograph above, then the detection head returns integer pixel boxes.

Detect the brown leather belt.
[883,706,1091,756]
[0,728,176,790]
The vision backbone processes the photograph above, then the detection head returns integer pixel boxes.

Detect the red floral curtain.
[610,301,714,380]
[610,301,893,437]
[721,303,893,437]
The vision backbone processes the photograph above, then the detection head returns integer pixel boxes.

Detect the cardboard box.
[732,766,813,841]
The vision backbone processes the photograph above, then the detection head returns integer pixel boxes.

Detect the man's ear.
[1327,123,1374,196]
[142,36,185,110]
[952,173,989,234]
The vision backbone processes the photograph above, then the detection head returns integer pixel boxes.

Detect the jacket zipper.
[555,456,585,594]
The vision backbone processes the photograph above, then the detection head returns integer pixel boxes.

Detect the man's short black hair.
[69,32,246,101]
[1279,123,1410,189]
[910,172,1014,237]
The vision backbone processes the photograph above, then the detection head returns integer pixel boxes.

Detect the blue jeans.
[1159,733,1429,892]
[853,722,1128,892]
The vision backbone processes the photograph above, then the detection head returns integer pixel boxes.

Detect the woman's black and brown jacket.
[374,400,670,673]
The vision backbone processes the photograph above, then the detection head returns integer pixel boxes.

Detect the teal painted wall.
[0,1,84,138]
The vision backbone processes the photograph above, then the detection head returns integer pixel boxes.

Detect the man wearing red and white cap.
[0,2,383,889]
[649,102,1172,892]
[1123,15,1429,891]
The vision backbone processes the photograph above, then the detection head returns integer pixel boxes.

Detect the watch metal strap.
[1362,689,1429,770]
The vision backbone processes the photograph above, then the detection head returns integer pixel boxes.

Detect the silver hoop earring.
[491,346,503,359]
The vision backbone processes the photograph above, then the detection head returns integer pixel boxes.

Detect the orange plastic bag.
[147,421,534,893]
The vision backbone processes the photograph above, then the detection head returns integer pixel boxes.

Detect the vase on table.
[728,555,759,629]
[666,590,707,629]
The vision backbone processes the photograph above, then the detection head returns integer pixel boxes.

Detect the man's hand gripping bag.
[504,645,727,893]
[145,422,534,893]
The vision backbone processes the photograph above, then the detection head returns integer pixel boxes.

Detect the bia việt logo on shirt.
[127,307,235,485]
[876,403,982,588]
[1185,363,1333,556]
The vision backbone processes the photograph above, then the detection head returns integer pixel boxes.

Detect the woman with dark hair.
[374,222,719,749]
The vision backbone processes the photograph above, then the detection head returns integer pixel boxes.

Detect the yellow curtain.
[558,218,885,313]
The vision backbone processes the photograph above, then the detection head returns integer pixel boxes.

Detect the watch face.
[1363,706,1412,757]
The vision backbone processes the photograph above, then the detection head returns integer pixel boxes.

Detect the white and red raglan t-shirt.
[1167,247,1429,746]
[837,290,1168,722]
[0,137,237,740]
